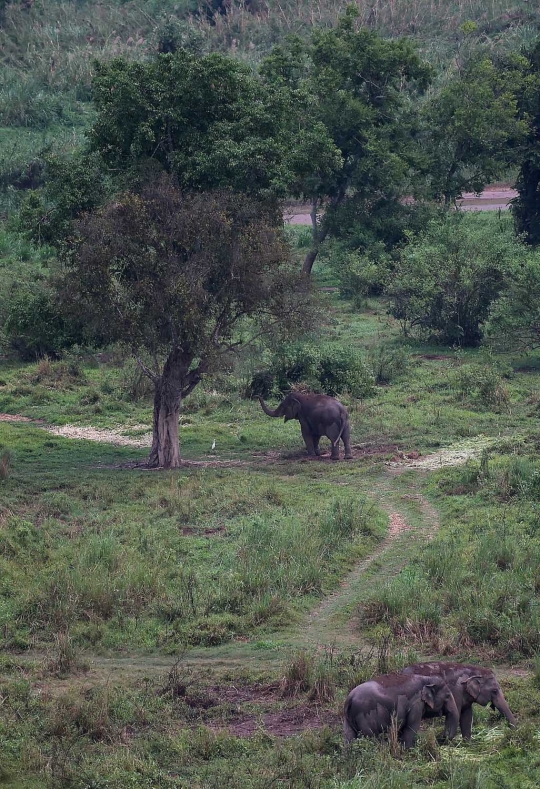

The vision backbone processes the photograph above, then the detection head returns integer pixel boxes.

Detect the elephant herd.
[343,661,516,748]
[258,394,518,748]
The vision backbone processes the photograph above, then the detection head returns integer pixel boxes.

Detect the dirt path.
[299,471,439,650]
[285,187,517,225]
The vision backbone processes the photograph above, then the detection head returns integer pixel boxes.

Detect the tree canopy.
[512,40,540,245]
[261,7,432,275]
[89,49,336,206]
[60,178,312,467]
[422,54,527,205]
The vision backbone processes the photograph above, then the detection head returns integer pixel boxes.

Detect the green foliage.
[0,228,85,359]
[89,49,315,203]
[261,10,432,275]
[368,346,410,385]
[422,54,527,204]
[452,361,510,409]
[388,213,519,346]
[249,341,375,398]
[4,288,84,360]
[486,250,540,351]
[513,39,540,245]
[18,151,109,244]
[326,244,391,304]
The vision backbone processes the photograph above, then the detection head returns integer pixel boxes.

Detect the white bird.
[211,439,216,451]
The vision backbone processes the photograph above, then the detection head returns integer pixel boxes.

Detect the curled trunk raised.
[258,396,283,417]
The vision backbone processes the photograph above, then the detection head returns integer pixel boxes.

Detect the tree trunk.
[302,225,329,276]
[148,379,183,468]
[302,199,324,277]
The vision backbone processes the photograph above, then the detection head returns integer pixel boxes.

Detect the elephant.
[343,672,459,748]
[402,662,516,740]
[258,392,352,460]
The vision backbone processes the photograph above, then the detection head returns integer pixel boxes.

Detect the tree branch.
[135,354,160,383]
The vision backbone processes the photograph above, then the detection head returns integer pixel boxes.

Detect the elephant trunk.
[443,695,460,740]
[493,691,516,727]
[258,396,283,417]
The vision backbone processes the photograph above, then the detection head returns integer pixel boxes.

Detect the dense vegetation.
[4,274,540,785]
[4,2,540,787]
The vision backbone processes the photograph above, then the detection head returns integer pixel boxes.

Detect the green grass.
[3,295,540,785]
[362,443,540,660]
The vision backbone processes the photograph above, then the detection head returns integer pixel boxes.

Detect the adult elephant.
[258,392,352,460]
[343,673,459,748]
[402,662,516,739]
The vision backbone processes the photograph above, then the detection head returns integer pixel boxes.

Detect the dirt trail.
[300,473,439,650]
[285,187,517,225]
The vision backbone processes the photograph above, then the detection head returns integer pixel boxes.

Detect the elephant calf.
[258,392,353,460]
[343,672,459,748]
[402,662,516,739]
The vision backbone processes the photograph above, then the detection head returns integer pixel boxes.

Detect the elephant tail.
[332,415,348,448]
[343,697,357,743]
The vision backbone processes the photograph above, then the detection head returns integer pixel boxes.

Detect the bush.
[388,213,520,346]
[368,346,409,384]
[4,288,84,360]
[486,250,540,352]
[327,244,391,305]
[452,361,510,408]
[248,342,374,398]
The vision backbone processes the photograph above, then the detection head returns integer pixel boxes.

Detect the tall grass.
[0,421,387,650]
[361,452,540,658]
[0,0,538,135]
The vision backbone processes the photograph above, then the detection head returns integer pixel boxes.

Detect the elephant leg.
[300,422,317,456]
[460,705,473,740]
[400,709,421,748]
[313,435,321,456]
[342,421,353,459]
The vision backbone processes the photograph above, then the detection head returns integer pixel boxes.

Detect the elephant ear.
[421,683,437,710]
[290,398,301,418]
[460,675,482,700]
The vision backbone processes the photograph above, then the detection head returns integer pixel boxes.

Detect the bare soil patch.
[181,525,227,537]
[391,436,498,470]
[222,704,339,738]
[0,413,34,422]
[413,353,454,361]
[45,423,153,447]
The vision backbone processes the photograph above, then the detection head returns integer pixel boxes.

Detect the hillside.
[0,0,539,213]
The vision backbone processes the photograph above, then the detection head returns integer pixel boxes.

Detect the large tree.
[60,179,312,468]
[89,48,337,206]
[422,54,526,205]
[260,7,432,276]
[513,40,540,245]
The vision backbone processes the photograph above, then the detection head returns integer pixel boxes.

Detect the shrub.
[452,361,510,408]
[249,342,374,398]
[4,288,84,360]
[280,650,314,697]
[328,245,391,304]
[0,450,10,481]
[116,357,154,401]
[486,250,540,352]
[368,346,409,384]
[388,213,519,346]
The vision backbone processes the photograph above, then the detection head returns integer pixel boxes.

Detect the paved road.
[285,187,517,225]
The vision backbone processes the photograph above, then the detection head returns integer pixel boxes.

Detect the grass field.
[2,289,540,786]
